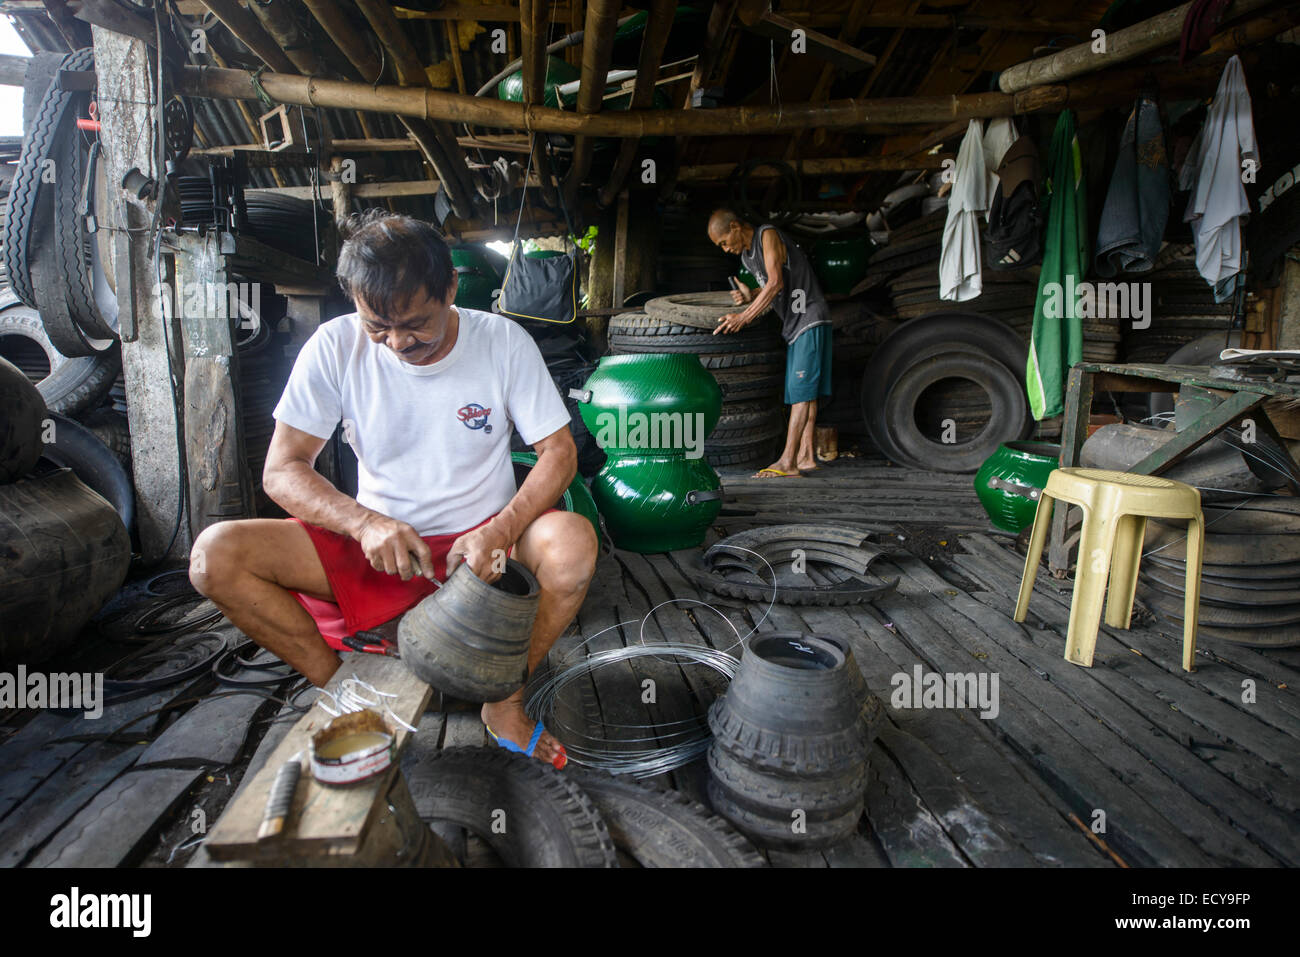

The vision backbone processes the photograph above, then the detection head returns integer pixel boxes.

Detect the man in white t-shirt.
[189,211,596,768]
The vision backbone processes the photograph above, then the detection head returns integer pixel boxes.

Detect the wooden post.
[174,232,255,539]
[611,189,629,312]
[329,154,353,226]
[92,27,188,562]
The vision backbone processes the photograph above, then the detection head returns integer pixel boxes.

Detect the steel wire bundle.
[524,547,778,777]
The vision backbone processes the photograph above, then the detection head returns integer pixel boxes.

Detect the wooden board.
[202,654,431,861]
[138,691,269,767]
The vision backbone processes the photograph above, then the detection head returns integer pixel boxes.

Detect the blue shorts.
[784,324,833,404]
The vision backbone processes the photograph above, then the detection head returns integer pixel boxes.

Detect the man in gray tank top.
[708,208,832,477]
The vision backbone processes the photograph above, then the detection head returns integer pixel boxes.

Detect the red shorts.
[289,515,493,651]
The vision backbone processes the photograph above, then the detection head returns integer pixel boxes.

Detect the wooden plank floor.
[4,456,1297,867]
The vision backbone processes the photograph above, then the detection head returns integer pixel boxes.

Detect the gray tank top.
[740,224,831,343]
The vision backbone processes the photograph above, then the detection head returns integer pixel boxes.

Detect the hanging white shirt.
[940,119,990,301]
[982,116,1020,214]
[1179,55,1258,294]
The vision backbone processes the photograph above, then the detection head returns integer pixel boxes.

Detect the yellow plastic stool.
[1013,467,1204,672]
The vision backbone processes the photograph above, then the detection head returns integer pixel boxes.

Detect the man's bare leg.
[481,510,597,765]
[794,398,820,471]
[756,398,814,477]
[190,519,343,687]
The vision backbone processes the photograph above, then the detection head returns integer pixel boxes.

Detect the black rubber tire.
[882,351,1028,473]
[610,330,783,355]
[1080,422,1273,500]
[74,406,131,471]
[0,355,46,482]
[54,118,117,342]
[861,311,1030,464]
[39,411,134,529]
[712,363,784,401]
[610,311,781,338]
[711,400,784,440]
[2,47,95,311]
[642,291,770,328]
[403,746,619,868]
[0,468,130,665]
[0,293,119,413]
[565,769,766,868]
[706,751,866,851]
[705,431,780,467]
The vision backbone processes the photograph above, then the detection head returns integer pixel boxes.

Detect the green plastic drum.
[497,56,581,107]
[812,235,872,296]
[577,353,722,456]
[973,441,1061,533]
[451,244,503,311]
[591,453,721,553]
[511,452,601,548]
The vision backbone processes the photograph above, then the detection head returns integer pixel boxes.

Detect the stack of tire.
[707,632,882,850]
[1121,244,1234,363]
[1137,498,1300,649]
[861,311,1034,472]
[609,292,786,467]
[0,354,131,666]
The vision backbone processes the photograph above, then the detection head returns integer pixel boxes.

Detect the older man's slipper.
[486,721,568,769]
[754,467,802,478]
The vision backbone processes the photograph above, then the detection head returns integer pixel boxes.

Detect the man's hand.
[446,520,515,584]
[729,284,754,305]
[356,512,435,581]
[714,312,752,335]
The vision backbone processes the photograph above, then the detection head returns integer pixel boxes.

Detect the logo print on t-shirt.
[457,403,493,433]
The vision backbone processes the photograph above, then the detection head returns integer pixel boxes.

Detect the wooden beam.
[394,2,573,19]
[998,0,1275,93]
[196,134,534,155]
[564,0,621,205]
[179,64,1055,136]
[0,53,28,87]
[248,179,442,200]
[741,11,877,72]
[245,0,329,75]
[200,0,297,74]
[445,19,468,94]
[598,0,676,207]
[301,0,384,82]
[520,0,559,206]
[680,153,952,182]
[351,0,477,219]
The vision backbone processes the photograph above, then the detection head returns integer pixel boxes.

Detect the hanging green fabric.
[1027,111,1089,420]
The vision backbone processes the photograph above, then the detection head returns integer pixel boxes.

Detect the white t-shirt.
[273,306,571,537]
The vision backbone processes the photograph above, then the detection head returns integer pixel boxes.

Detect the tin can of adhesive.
[310,710,394,785]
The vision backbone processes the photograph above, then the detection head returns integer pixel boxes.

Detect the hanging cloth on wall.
[1027,110,1089,421]
[1178,55,1257,302]
[939,119,989,302]
[1095,95,1171,276]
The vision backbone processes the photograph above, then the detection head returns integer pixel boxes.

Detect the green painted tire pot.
[496,55,580,107]
[576,354,722,456]
[591,453,722,553]
[510,451,601,549]
[811,235,872,295]
[973,441,1061,533]
[397,558,539,702]
[451,245,502,311]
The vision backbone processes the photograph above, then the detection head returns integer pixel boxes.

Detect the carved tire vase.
[397,558,540,702]
[707,632,874,850]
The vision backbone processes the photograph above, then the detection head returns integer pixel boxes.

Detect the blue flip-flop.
[486,721,567,769]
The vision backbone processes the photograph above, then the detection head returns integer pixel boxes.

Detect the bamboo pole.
[997,0,1276,93]
[520,0,559,206]
[177,64,1041,135]
[301,0,384,82]
[200,0,296,74]
[679,153,954,182]
[597,0,676,208]
[563,0,621,206]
